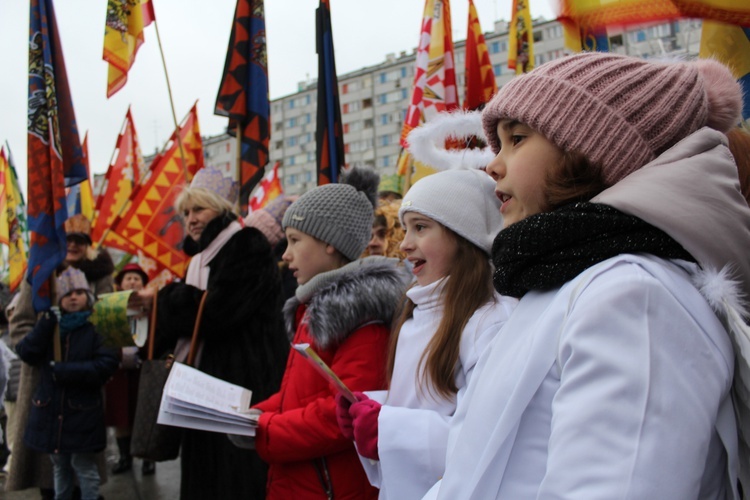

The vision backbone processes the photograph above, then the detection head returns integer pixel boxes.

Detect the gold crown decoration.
[64,213,92,236]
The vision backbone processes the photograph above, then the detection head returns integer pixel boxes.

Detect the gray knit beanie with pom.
[282,167,379,261]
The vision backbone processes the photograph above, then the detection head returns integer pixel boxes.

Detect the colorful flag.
[508,0,535,74]
[700,22,750,126]
[557,0,750,50]
[215,0,269,210]
[249,160,283,211]
[91,108,145,255]
[0,146,29,292]
[27,0,88,312]
[112,104,204,278]
[464,0,497,111]
[103,0,155,98]
[315,0,346,186]
[399,0,459,154]
[66,132,96,222]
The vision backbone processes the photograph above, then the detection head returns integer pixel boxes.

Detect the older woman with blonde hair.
[135,167,288,500]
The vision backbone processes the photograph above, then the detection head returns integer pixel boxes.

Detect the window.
[364,119,374,129]
[305,113,311,124]
[533,31,542,42]
[289,156,296,166]
[363,98,373,109]
[287,136,297,147]
[288,100,295,109]
[401,67,407,78]
[288,117,297,128]
[380,156,391,167]
[344,123,350,134]
[307,152,315,162]
[226,142,231,153]
[378,93,387,105]
[305,171,313,182]
[345,143,350,154]
[343,103,349,114]
[342,83,348,94]
[275,140,283,150]
[490,41,500,53]
[380,72,387,83]
[380,113,390,125]
[305,94,311,105]
[349,101,361,112]
[401,89,409,100]
[274,122,283,132]
[288,173,297,184]
[379,135,390,147]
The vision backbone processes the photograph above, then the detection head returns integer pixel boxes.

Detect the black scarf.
[182,212,237,257]
[492,202,695,298]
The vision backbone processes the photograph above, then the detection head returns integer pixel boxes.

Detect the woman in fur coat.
[134,167,289,500]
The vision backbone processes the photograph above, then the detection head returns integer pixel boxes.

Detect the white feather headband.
[405,110,495,171]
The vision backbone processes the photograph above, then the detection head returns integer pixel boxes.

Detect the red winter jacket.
[254,257,408,499]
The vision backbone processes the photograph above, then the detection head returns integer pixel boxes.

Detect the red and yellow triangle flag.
[112,103,204,278]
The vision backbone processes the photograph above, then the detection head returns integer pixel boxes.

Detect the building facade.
[202,17,703,196]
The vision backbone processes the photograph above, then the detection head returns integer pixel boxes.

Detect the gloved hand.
[349,391,381,460]
[49,306,62,322]
[335,392,355,440]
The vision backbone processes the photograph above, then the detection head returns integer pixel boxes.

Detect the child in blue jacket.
[16,267,118,500]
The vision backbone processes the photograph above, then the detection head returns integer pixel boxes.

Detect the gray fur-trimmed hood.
[283,256,411,350]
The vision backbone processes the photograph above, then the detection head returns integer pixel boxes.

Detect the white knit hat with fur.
[399,169,502,255]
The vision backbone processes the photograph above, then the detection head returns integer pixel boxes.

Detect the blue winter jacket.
[16,311,119,454]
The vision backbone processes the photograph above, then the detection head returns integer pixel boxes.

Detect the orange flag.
[103,0,155,98]
[464,0,497,111]
[92,107,146,255]
[112,104,204,278]
[249,160,283,211]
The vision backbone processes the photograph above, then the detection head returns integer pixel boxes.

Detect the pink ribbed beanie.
[482,52,743,186]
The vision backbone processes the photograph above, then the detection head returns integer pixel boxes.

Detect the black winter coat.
[155,214,289,500]
[15,312,119,454]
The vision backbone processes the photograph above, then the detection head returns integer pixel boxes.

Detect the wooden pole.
[236,122,242,214]
[152,17,188,183]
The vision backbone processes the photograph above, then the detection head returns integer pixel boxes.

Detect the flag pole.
[152,17,188,182]
[236,122,242,213]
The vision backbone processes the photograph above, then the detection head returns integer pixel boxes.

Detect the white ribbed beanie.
[399,169,502,255]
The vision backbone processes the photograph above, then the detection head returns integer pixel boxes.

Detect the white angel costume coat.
[424,129,750,499]
[360,279,517,499]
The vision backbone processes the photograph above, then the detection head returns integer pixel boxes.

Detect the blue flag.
[27,0,87,312]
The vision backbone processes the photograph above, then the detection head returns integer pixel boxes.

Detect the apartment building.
[202,17,703,196]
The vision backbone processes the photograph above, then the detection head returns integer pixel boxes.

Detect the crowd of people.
[1,51,750,499]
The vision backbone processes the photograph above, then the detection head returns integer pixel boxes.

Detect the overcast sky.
[0,0,556,194]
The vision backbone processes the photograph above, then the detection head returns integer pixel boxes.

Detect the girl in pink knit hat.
[424,52,750,499]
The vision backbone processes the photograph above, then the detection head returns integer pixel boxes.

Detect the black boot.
[111,436,132,474]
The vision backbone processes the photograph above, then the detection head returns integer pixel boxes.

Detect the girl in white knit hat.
[424,53,750,499]
[335,168,518,499]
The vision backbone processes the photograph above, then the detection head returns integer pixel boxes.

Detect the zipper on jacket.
[54,331,71,453]
[313,457,333,499]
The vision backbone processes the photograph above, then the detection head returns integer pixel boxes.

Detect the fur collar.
[183,212,237,257]
[283,256,410,350]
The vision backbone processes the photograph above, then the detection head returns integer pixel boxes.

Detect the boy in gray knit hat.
[281,167,380,283]
[243,167,410,498]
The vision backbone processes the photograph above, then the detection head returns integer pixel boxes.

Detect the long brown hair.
[545,150,606,209]
[386,229,494,400]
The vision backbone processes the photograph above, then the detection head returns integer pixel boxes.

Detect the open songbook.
[292,343,357,403]
[157,362,258,436]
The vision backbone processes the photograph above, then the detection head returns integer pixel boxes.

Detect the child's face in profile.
[282,227,342,285]
[400,213,458,287]
[486,120,563,226]
[60,289,88,313]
